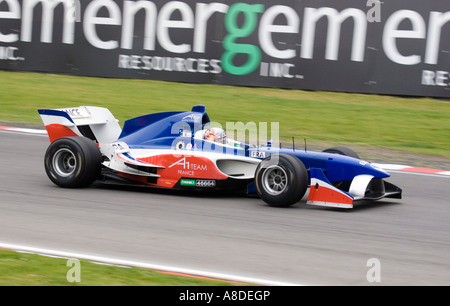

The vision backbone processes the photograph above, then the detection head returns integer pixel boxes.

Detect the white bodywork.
[40,106,122,143]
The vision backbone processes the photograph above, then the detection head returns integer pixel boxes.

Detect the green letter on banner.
[222,3,264,75]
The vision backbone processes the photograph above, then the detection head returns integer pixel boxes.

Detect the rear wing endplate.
[38,106,122,143]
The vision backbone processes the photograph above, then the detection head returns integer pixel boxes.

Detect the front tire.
[255,154,308,207]
[44,137,102,188]
[322,146,359,159]
[322,146,360,190]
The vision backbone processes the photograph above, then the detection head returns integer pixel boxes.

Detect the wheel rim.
[53,148,77,177]
[262,165,288,195]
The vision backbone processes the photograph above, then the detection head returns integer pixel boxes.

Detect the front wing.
[306,168,402,209]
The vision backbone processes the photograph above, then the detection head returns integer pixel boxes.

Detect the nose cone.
[325,153,390,183]
[367,162,391,178]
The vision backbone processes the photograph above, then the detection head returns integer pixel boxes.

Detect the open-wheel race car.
[38,105,402,209]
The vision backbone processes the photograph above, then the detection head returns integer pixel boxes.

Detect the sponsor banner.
[0,0,449,97]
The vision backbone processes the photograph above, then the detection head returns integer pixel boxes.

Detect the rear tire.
[255,154,308,207]
[44,137,102,188]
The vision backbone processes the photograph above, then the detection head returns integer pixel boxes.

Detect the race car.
[38,105,402,209]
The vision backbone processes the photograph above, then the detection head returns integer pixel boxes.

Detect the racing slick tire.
[322,146,360,159]
[44,136,102,188]
[255,154,308,207]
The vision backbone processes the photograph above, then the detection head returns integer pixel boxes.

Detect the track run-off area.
[0,128,449,285]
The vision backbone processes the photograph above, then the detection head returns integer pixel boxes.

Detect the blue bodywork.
[117,105,391,185]
[254,147,390,183]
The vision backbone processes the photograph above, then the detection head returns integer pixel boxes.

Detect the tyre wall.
[0,0,448,98]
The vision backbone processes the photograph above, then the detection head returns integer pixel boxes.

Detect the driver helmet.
[205,127,227,144]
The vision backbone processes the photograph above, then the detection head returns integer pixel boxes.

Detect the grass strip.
[0,249,246,286]
[0,70,448,157]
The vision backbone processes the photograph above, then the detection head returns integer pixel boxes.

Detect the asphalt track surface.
[0,131,449,286]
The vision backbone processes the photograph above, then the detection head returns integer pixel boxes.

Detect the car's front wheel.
[44,136,102,188]
[255,154,308,207]
[322,146,360,159]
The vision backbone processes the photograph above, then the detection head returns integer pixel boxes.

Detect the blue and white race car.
[38,105,402,209]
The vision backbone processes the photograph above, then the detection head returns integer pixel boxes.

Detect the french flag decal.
[307,168,354,209]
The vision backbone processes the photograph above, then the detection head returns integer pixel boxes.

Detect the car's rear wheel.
[44,136,102,188]
[255,154,308,207]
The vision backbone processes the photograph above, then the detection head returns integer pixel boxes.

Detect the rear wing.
[38,106,122,143]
